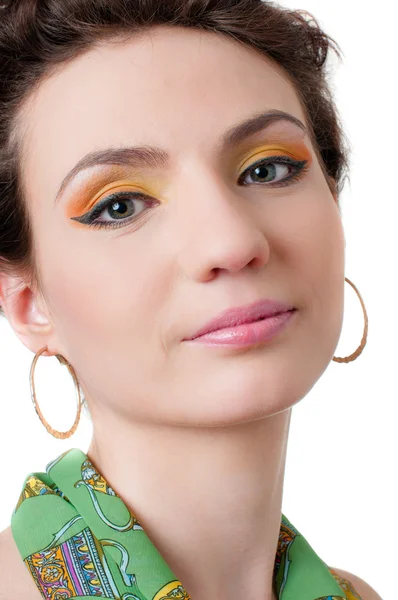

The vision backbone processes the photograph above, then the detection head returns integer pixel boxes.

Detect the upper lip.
[184,298,296,340]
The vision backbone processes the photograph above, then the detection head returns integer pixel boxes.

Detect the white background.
[0,1,396,598]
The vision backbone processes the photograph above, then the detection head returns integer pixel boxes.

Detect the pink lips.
[183,298,297,347]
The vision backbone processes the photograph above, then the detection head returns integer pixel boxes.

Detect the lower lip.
[185,310,297,348]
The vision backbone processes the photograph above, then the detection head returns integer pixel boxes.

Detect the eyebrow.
[54,109,307,203]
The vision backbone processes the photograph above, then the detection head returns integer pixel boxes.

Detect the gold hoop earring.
[332,277,368,363]
[29,346,83,439]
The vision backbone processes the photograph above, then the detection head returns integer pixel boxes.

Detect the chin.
[165,356,316,428]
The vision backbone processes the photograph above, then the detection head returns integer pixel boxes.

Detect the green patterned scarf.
[11,448,361,599]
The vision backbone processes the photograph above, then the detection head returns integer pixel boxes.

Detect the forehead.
[20,26,308,201]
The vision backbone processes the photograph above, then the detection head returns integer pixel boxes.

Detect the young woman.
[0,1,380,598]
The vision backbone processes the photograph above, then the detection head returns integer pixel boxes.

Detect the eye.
[238,156,308,187]
[71,191,156,230]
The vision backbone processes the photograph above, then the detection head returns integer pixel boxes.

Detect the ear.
[0,272,59,357]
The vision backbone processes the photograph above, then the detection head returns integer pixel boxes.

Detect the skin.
[0,24,362,600]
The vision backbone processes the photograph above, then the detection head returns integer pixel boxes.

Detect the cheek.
[35,223,170,355]
[271,175,344,285]
[280,187,345,350]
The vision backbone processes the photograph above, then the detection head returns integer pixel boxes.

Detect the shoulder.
[0,526,42,599]
[331,567,383,600]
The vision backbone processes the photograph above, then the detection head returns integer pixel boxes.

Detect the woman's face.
[18,26,345,427]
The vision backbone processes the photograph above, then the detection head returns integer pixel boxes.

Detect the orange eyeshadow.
[238,141,312,173]
[65,174,166,219]
[63,140,312,225]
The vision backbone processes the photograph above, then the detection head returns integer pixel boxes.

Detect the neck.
[87,408,292,600]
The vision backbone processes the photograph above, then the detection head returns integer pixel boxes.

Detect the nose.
[171,171,271,283]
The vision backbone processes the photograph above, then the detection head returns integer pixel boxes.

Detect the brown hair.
[0,0,349,317]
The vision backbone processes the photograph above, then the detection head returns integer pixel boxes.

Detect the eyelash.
[74,155,309,231]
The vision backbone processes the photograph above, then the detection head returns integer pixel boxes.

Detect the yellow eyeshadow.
[238,144,312,172]
[67,143,311,221]
[68,178,165,218]
[90,180,147,207]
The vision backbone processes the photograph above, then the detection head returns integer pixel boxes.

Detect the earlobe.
[0,272,54,354]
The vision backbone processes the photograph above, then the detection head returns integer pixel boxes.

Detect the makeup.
[65,137,312,230]
[64,166,166,229]
[184,310,297,349]
[237,141,312,175]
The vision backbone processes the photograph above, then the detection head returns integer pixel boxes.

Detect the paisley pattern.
[153,582,190,600]
[11,448,363,600]
[25,527,118,598]
[329,568,365,600]
[74,459,142,532]
[273,515,299,595]
[14,474,70,512]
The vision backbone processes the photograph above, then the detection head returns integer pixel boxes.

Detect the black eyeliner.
[70,191,147,225]
[71,156,310,230]
[237,156,308,187]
